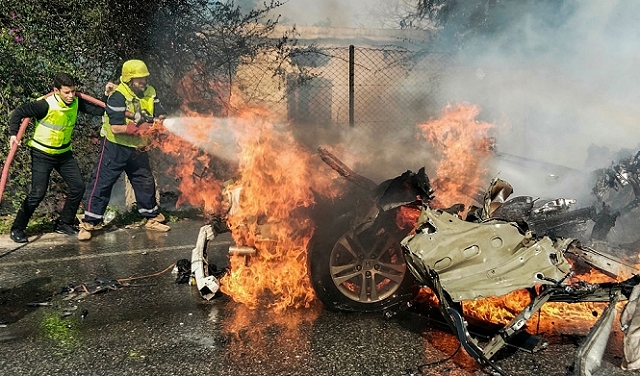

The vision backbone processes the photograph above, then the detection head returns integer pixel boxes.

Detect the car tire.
[308,208,418,312]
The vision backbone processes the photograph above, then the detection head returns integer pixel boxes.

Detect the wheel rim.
[329,225,407,303]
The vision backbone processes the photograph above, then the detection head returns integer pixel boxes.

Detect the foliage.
[0,0,297,228]
[0,0,117,216]
[40,312,80,349]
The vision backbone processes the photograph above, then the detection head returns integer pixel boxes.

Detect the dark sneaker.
[54,222,79,236]
[10,228,28,243]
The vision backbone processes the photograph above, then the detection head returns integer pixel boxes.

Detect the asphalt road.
[0,220,639,376]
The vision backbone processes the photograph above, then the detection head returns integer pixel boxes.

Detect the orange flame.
[462,270,618,333]
[218,106,339,311]
[153,86,624,338]
[148,118,231,214]
[416,103,495,213]
[150,89,341,312]
[396,206,421,234]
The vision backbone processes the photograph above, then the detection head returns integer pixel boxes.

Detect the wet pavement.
[0,220,639,376]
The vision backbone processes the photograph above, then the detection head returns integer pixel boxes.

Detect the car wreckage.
[191,147,640,376]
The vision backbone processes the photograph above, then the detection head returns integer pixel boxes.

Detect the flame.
[396,206,421,234]
[218,106,339,311]
[462,270,619,333]
[149,79,341,312]
[152,85,626,340]
[148,117,231,214]
[415,102,622,333]
[416,103,495,213]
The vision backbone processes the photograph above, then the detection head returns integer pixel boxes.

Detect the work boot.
[10,228,28,243]
[78,222,96,241]
[54,222,79,236]
[144,213,170,232]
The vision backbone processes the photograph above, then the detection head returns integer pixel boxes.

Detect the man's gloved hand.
[140,109,154,123]
[137,122,152,134]
[125,121,139,135]
[125,121,152,136]
[133,109,154,125]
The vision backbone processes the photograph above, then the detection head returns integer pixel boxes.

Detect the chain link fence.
[285,46,453,133]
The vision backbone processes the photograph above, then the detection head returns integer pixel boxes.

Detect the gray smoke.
[434,1,640,198]
[280,1,640,194]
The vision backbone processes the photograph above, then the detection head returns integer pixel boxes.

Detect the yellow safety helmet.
[120,59,150,83]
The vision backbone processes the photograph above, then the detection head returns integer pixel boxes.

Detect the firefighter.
[78,59,170,240]
[7,72,108,243]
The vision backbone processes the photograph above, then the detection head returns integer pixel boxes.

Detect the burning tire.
[308,209,418,312]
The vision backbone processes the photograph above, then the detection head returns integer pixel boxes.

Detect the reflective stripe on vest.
[28,95,78,154]
[101,83,156,148]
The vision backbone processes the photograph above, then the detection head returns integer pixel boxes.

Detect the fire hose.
[0,92,134,204]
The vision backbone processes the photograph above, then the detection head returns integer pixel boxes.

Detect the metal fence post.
[349,45,354,127]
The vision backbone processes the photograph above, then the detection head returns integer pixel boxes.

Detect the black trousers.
[12,148,85,230]
[82,138,159,225]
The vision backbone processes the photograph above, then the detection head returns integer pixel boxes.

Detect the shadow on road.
[0,276,53,324]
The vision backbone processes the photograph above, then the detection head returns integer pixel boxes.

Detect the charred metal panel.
[401,208,572,301]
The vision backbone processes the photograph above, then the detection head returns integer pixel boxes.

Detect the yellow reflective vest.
[101,82,156,148]
[28,94,78,154]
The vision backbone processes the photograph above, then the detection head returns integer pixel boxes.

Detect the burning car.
[191,144,640,376]
[305,147,640,376]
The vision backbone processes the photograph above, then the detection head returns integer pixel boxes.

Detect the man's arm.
[153,96,168,120]
[77,82,116,116]
[78,97,105,117]
[105,91,129,134]
[8,100,49,147]
[9,100,49,135]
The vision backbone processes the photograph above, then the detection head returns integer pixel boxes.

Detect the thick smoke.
[432,1,640,245]
[276,0,366,27]
[282,1,640,193]
[434,1,640,198]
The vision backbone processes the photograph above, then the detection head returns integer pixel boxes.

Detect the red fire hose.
[0,116,34,204]
[0,92,128,204]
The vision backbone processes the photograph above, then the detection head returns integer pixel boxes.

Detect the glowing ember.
[416,103,495,214]
[396,206,421,234]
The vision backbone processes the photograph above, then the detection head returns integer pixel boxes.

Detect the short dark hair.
[53,72,76,89]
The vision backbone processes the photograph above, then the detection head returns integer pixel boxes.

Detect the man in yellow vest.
[7,72,107,243]
[78,59,170,240]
